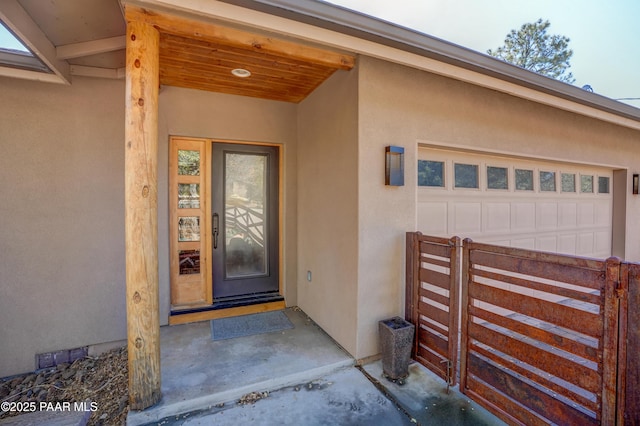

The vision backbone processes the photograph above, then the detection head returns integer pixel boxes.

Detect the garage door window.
[581,175,594,193]
[515,169,534,191]
[454,163,478,189]
[487,166,508,190]
[540,171,556,192]
[418,160,444,187]
[418,146,614,259]
[561,173,576,193]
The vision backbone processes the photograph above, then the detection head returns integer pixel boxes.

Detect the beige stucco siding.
[355,61,418,359]
[157,86,299,323]
[354,55,640,359]
[0,76,126,377]
[297,69,360,356]
[0,81,299,377]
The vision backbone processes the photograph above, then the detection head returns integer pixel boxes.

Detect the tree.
[487,19,575,84]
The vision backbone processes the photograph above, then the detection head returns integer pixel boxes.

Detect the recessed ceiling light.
[231,68,251,78]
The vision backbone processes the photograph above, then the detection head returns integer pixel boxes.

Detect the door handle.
[213,213,219,249]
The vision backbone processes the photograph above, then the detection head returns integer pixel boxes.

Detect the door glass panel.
[581,175,594,193]
[454,163,478,188]
[561,173,576,192]
[178,217,200,242]
[418,160,444,187]
[225,153,267,278]
[598,176,610,194]
[178,150,200,175]
[515,169,534,191]
[179,249,200,275]
[178,183,200,208]
[487,166,508,190]
[540,171,556,192]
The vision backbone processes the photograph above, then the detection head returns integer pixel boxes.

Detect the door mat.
[211,310,294,341]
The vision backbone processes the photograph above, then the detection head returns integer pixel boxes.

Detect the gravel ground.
[0,346,128,425]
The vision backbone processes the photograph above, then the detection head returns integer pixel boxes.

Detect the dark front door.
[212,143,279,299]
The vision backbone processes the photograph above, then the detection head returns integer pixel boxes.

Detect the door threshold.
[211,292,284,310]
[169,293,285,325]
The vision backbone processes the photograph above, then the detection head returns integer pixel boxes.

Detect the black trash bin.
[379,316,415,384]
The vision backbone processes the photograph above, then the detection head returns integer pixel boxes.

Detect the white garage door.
[418,147,613,259]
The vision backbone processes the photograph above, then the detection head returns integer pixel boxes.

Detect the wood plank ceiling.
[127,6,356,103]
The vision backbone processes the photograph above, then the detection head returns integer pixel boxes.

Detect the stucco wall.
[354,55,640,359]
[157,86,298,322]
[0,76,126,377]
[0,80,298,377]
[355,61,418,359]
[297,69,360,356]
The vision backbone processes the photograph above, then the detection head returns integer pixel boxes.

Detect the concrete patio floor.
[127,308,504,426]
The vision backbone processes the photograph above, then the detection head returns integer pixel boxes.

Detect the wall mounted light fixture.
[385,146,404,186]
[633,174,639,195]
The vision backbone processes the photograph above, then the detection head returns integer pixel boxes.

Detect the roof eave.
[218,0,640,124]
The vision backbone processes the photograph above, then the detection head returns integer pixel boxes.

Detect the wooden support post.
[124,17,161,410]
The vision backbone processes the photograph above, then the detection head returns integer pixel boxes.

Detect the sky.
[324,0,640,107]
[0,22,28,52]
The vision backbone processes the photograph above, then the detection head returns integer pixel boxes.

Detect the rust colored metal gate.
[406,232,638,425]
[460,240,621,425]
[405,232,460,385]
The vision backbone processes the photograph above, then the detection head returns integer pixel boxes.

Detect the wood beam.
[0,0,70,83]
[70,65,126,79]
[0,65,65,83]
[125,19,161,411]
[57,36,126,60]
[125,5,354,70]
